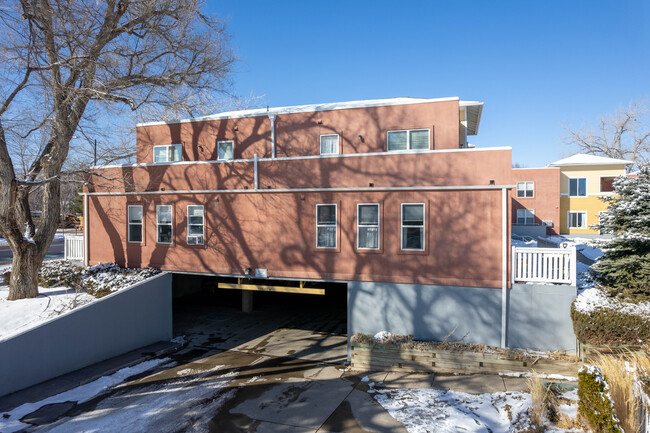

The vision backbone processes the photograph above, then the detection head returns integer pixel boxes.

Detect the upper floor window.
[320,134,339,155]
[569,178,587,197]
[600,176,616,193]
[316,204,337,249]
[401,203,425,251]
[218,141,234,160]
[387,129,430,151]
[516,209,535,225]
[516,182,534,198]
[187,205,204,245]
[127,205,143,243]
[156,205,173,244]
[357,204,380,250]
[153,144,182,163]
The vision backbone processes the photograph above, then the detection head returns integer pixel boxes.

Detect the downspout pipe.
[500,187,508,348]
[268,114,276,158]
[83,193,89,267]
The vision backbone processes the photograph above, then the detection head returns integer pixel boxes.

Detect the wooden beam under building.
[218,281,325,295]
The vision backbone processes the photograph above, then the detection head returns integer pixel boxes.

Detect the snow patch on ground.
[0,358,169,433]
[511,238,538,248]
[373,331,395,342]
[0,286,96,340]
[574,286,650,319]
[374,388,533,433]
[36,364,236,433]
[498,372,578,382]
[373,387,582,433]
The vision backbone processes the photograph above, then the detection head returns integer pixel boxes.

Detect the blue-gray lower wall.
[348,281,577,353]
[0,273,172,398]
[508,283,577,352]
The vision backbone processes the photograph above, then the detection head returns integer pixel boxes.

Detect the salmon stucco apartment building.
[83,97,577,352]
[511,154,633,238]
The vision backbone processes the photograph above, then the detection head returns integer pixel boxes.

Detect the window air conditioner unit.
[542,220,553,227]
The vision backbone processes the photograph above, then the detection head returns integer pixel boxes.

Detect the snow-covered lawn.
[574,286,650,320]
[0,260,160,341]
[372,386,582,433]
[0,286,95,340]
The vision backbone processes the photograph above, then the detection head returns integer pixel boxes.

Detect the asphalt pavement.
[0,237,65,263]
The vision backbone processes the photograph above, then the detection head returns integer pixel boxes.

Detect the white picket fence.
[64,234,84,261]
[512,246,577,286]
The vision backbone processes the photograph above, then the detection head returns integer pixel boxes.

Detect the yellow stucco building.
[548,154,633,235]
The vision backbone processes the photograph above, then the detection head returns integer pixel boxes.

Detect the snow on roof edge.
[547,153,634,167]
[136,96,468,127]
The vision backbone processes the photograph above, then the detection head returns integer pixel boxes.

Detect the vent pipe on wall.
[268,114,276,158]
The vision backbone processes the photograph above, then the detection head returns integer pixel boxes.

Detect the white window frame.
[568,177,587,197]
[599,175,617,194]
[516,181,534,198]
[153,144,182,163]
[156,205,173,244]
[567,211,587,229]
[186,205,204,245]
[320,134,340,155]
[516,209,535,225]
[401,203,425,251]
[387,129,430,152]
[316,204,337,249]
[357,203,380,250]
[217,140,234,161]
[127,205,143,243]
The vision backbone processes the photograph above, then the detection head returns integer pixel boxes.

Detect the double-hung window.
[600,176,616,193]
[569,178,587,197]
[516,209,535,225]
[127,205,143,243]
[187,205,204,245]
[153,144,182,163]
[316,204,337,248]
[568,211,587,229]
[401,203,425,251]
[218,141,234,160]
[320,134,339,155]
[156,205,173,244]
[357,204,380,250]
[516,182,534,198]
[387,129,430,151]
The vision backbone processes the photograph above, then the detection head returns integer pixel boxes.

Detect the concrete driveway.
[27,288,407,432]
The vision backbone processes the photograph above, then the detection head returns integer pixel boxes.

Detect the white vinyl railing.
[64,234,84,261]
[512,246,576,286]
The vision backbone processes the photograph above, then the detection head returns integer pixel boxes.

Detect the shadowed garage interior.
[171,274,349,364]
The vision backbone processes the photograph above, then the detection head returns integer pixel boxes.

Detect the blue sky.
[208,1,650,167]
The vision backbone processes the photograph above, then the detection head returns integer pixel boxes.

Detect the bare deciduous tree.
[0,0,235,300]
[564,101,650,166]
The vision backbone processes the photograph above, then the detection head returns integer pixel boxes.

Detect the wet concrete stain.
[20,401,77,426]
[320,400,369,433]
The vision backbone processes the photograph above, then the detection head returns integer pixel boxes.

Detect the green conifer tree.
[593,165,650,300]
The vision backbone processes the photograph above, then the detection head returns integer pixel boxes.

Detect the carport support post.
[242,290,253,313]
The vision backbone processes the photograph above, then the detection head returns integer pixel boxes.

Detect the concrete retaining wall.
[0,273,172,397]
[512,225,547,238]
[348,281,577,353]
[508,283,577,352]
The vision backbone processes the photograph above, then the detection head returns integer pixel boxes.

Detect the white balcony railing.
[512,246,576,286]
[64,234,84,262]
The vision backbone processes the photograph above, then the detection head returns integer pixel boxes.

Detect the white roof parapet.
[136,96,483,127]
[548,153,635,167]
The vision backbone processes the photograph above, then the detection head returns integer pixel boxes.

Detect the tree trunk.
[7,242,40,300]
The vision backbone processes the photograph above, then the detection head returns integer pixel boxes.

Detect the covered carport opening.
[171,273,348,357]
